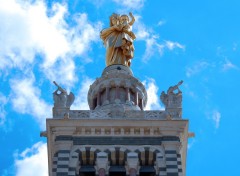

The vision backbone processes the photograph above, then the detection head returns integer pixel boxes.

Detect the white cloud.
[72,77,94,110]
[0,0,102,87]
[134,16,184,62]
[186,61,209,77]
[113,0,145,10]
[143,78,163,110]
[212,110,221,129]
[42,58,77,88]
[222,59,237,71]
[0,0,69,69]
[0,93,7,125]
[140,35,165,62]
[15,142,48,176]
[157,20,166,26]
[134,17,163,62]
[134,17,150,39]
[165,40,185,50]
[10,75,51,129]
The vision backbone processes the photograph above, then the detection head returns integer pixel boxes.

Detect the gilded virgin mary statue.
[100,12,136,67]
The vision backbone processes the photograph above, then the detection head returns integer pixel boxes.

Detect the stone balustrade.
[67,110,167,119]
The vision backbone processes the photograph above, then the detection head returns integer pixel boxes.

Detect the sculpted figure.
[53,81,75,108]
[100,12,136,67]
[120,12,136,40]
[160,80,183,108]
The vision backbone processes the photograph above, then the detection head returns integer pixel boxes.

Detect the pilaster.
[52,141,73,176]
[162,141,183,176]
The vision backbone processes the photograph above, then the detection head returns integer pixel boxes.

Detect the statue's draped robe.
[100,26,134,67]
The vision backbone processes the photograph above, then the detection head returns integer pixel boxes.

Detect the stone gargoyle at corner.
[160,80,183,119]
[53,81,75,108]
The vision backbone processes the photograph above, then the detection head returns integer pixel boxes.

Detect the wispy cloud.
[186,61,209,77]
[165,40,185,50]
[134,16,185,62]
[142,36,164,61]
[0,93,7,125]
[232,43,237,51]
[222,59,238,71]
[15,142,48,176]
[113,0,145,10]
[157,20,166,26]
[42,58,77,88]
[143,78,163,110]
[212,110,221,129]
[10,74,51,129]
[182,83,198,99]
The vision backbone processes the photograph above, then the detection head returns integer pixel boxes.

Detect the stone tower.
[42,12,191,176]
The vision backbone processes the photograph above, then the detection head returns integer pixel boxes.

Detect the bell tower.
[42,12,192,176]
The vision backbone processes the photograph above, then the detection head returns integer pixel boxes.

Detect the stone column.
[115,83,121,103]
[98,168,106,176]
[95,152,109,176]
[139,99,143,110]
[129,168,137,176]
[135,91,139,106]
[154,153,166,176]
[116,86,119,99]
[126,87,130,102]
[105,86,110,104]
[126,152,139,176]
[97,92,101,107]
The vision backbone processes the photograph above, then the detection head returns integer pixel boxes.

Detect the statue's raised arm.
[128,12,135,26]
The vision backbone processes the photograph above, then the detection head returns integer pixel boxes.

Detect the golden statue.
[100,12,136,67]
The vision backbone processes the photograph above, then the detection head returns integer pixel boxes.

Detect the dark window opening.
[109,171,126,176]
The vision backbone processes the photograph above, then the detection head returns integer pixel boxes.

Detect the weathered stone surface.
[88,65,147,111]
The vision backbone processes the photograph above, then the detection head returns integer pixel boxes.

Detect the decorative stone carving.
[125,152,139,176]
[69,110,90,119]
[52,81,75,118]
[61,110,174,119]
[154,153,166,176]
[88,65,147,112]
[144,111,165,119]
[160,80,183,119]
[53,81,75,108]
[90,110,111,118]
[95,152,109,176]
[125,110,143,118]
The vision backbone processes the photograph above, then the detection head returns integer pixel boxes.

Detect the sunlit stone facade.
[43,64,189,176]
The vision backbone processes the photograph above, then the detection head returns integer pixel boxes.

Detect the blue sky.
[0,0,240,175]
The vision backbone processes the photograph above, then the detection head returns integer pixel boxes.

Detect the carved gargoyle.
[160,80,183,119]
[53,81,75,108]
[160,80,183,109]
